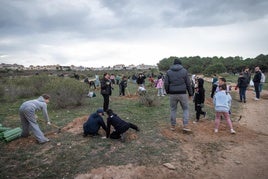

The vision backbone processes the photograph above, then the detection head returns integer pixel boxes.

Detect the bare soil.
[75,88,268,179]
[6,89,268,179]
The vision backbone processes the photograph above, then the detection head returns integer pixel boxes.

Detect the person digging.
[105,109,139,142]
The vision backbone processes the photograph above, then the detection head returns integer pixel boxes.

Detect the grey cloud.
[1,0,268,38]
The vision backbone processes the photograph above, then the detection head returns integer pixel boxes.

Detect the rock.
[163,163,176,170]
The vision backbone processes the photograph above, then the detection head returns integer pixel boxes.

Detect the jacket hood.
[37,96,45,102]
[170,64,183,71]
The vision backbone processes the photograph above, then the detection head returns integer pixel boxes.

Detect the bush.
[45,78,88,109]
[2,77,39,102]
[138,91,160,107]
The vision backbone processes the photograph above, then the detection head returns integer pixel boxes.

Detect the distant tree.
[204,63,227,75]
[157,56,177,71]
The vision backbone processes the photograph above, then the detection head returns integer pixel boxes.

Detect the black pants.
[120,87,125,96]
[195,105,205,121]
[211,84,217,98]
[102,94,110,112]
[110,123,138,139]
[254,82,260,99]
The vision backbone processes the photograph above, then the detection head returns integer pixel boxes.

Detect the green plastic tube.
[4,131,22,142]
[0,127,11,132]
[3,127,22,138]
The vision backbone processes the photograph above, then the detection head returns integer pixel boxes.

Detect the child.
[156,75,165,96]
[106,109,139,142]
[119,76,128,96]
[193,78,206,123]
[213,84,236,134]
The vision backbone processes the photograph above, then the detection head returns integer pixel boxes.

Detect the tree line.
[157,54,268,75]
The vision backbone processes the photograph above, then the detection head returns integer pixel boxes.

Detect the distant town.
[0,63,158,71]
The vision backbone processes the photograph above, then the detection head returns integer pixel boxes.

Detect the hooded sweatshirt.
[194,78,205,105]
[213,90,232,112]
[164,64,193,95]
[19,96,50,122]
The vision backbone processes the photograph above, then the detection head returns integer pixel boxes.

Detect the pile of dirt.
[63,115,88,134]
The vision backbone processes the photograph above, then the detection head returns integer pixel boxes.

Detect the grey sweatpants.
[169,94,189,127]
[19,107,49,143]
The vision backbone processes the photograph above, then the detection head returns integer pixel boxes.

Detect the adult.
[100,73,112,111]
[210,74,218,98]
[253,66,262,100]
[136,73,146,87]
[83,109,107,137]
[164,58,193,131]
[236,72,248,103]
[243,67,251,86]
[19,94,51,144]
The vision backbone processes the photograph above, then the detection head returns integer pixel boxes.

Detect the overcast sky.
[0,0,268,67]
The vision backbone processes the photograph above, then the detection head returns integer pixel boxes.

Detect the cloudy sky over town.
[0,0,268,67]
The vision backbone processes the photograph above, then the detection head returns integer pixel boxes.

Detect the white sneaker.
[183,127,191,132]
[231,129,236,134]
[170,126,175,131]
[254,98,260,100]
[214,129,218,133]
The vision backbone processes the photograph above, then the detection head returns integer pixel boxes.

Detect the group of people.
[236,66,265,103]
[164,58,236,134]
[19,58,266,144]
[83,108,139,141]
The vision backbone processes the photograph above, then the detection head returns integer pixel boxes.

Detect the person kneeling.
[83,109,107,137]
[106,109,139,142]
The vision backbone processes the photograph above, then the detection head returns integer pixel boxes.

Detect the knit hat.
[174,58,182,65]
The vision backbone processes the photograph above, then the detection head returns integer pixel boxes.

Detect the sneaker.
[39,138,50,144]
[231,129,236,134]
[183,127,191,132]
[193,120,199,124]
[203,112,207,118]
[254,98,260,101]
[214,129,218,133]
[170,126,175,131]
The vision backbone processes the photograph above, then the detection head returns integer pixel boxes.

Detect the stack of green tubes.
[0,124,22,142]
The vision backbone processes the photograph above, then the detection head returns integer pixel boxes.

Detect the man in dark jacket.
[164,58,193,131]
[83,109,107,137]
[253,66,262,100]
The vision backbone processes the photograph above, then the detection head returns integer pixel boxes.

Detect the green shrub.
[138,91,160,107]
[45,78,88,109]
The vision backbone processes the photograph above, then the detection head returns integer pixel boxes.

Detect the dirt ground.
[75,88,268,179]
[6,88,268,178]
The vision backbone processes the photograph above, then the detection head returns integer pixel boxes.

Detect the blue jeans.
[239,87,247,101]
[169,94,189,127]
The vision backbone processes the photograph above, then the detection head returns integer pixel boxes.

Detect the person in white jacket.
[213,84,236,134]
[19,94,51,144]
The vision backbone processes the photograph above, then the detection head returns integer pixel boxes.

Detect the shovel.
[40,120,61,133]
